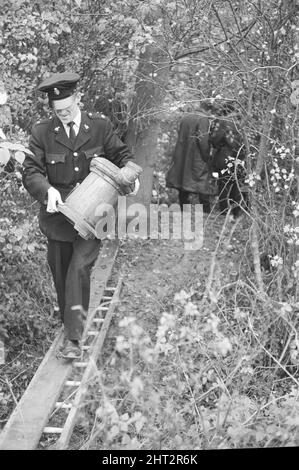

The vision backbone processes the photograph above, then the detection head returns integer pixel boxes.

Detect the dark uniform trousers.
[178,190,210,213]
[47,236,102,341]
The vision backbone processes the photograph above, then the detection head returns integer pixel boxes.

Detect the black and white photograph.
[0,0,298,456]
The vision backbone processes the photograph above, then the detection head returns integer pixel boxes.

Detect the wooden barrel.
[58,157,141,240]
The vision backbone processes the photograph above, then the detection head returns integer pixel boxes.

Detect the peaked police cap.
[37,72,80,105]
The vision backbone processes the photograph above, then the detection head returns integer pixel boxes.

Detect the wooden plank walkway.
[0,240,118,450]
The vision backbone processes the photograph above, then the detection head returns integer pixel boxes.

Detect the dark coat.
[209,118,245,171]
[166,114,211,194]
[22,111,134,241]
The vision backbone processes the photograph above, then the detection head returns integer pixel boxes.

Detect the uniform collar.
[60,109,81,135]
[52,111,91,151]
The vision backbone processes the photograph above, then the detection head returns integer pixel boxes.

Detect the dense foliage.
[0,0,298,449]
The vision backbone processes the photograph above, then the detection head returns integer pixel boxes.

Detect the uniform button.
[74,167,79,172]
[73,152,78,157]
[51,160,55,164]
[76,182,80,187]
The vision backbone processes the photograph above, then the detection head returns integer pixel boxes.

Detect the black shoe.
[60,339,81,360]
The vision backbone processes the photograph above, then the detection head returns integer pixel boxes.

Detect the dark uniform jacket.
[22,111,134,242]
[166,114,211,194]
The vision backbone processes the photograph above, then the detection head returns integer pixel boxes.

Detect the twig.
[241,390,298,427]
[196,385,220,405]
[248,317,299,387]
[174,20,257,60]
[203,211,233,302]
[223,215,242,250]
[215,279,266,303]
[277,331,293,365]
[212,4,229,41]
[250,218,267,299]
[176,348,207,438]
[4,376,19,409]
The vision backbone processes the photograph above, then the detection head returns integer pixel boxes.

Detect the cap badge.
[54,126,60,133]
[53,87,60,95]
[84,124,89,131]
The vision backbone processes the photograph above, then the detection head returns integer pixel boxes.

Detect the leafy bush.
[0,137,58,356]
[82,280,299,450]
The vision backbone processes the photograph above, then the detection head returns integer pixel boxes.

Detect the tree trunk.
[125,43,169,206]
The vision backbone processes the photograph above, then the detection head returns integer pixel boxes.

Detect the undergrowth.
[0,168,58,425]
[79,227,299,449]
[76,139,299,450]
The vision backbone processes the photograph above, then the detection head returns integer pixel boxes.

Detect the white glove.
[46,187,63,213]
[128,178,140,196]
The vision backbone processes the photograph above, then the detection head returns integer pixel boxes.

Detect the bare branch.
[174,19,256,60]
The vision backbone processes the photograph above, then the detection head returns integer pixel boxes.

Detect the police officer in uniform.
[166,113,212,212]
[23,72,136,359]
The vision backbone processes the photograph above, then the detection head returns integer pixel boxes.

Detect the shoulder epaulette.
[34,117,53,126]
[87,112,107,120]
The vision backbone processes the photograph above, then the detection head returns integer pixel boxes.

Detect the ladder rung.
[105,287,116,291]
[43,427,63,434]
[82,345,90,350]
[73,362,88,367]
[56,402,72,409]
[65,380,81,386]
[93,318,104,323]
[87,331,97,336]
[97,306,108,310]
[102,296,112,299]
